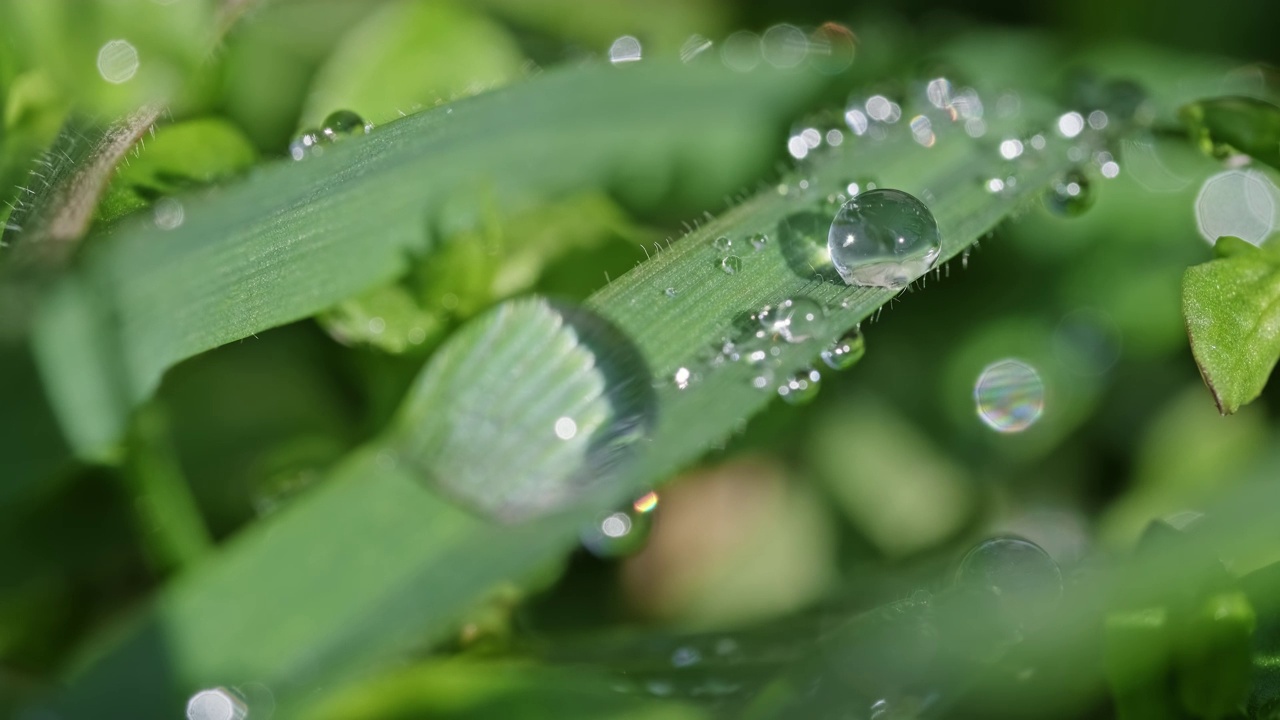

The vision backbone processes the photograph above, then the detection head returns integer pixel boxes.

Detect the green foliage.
[1183,236,1280,413]
[1183,96,1280,172]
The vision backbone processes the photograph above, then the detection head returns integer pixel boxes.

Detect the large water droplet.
[321,109,372,140]
[827,189,942,289]
[1044,169,1094,217]
[759,297,824,343]
[778,368,821,404]
[821,328,865,370]
[974,359,1044,433]
[391,299,656,521]
[954,535,1063,627]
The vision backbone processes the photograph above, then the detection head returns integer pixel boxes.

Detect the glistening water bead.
[827,189,941,289]
[820,328,865,370]
[321,109,372,139]
[759,297,824,343]
[1044,169,1094,216]
[974,359,1044,433]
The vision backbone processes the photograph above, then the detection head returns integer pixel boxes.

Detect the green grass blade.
[30,63,824,461]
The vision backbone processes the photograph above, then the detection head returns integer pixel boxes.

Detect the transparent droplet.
[955,535,1063,627]
[664,287,678,298]
[712,235,733,252]
[1056,111,1085,138]
[289,128,323,161]
[673,366,692,389]
[751,367,775,391]
[1044,169,1094,217]
[581,500,654,558]
[1194,169,1279,246]
[865,95,901,123]
[153,197,185,230]
[759,297,824,343]
[747,233,769,251]
[609,35,643,65]
[974,359,1045,433]
[777,368,821,405]
[820,328,865,370]
[321,110,371,140]
[186,688,248,720]
[97,39,139,84]
[721,255,743,275]
[999,138,1024,160]
[827,188,942,289]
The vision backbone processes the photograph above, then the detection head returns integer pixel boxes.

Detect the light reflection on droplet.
[1029,134,1046,151]
[186,688,247,720]
[1195,169,1280,246]
[601,512,632,538]
[985,178,1006,193]
[800,127,822,148]
[910,115,935,147]
[153,197,184,230]
[1056,111,1085,138]
[633,491,659,514]
[761,24,808,68]
[926,78,953,109]
[786,135,809,160]
[865,95,901,123]
[844,107,869,135]
[721,31,761,72]
[1088,110,1109,130]
[974,359,1045,433]
[825,128,844,146]
[680,34,713,63]
[554,416,578,440]
[999,139,1024,160]
[97,39,140,84]
[608,36,642,65]
[674,367,692,390]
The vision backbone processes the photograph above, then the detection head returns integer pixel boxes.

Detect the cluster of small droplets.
[290,110,373,160]
[777,368,821,405]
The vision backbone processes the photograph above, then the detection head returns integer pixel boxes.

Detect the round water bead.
[712,235,733,252]
[1044,169,1094,216]
[748,233,769,251]
[820,328,865,370]
[955,535,1063,627]
[721,255,743,274]
[974,359,1044,433]
[321,110,372,140]
[759,297,824,343]
[289,128,324,160]
[777,368,821,405]
[580,494,657,558]
[827,189,941,289]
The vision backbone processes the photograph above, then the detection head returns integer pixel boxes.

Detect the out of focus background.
[3,0,1280,718]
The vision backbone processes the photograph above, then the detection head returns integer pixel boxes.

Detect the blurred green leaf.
[1182,96,1280,172]
[302,0,526,126]
[96,117,258,223]
[1182,235,1280,413]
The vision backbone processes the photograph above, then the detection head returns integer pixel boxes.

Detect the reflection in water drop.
[827,189,942,289]
[289,128,323,161]
[865,95,902,123]
[97,39,139,84]
[321,110,372,139]
[955,535,1063,627]
[1044,169,1094,217]
[1056,111,1085,138]
[673,366,692,390]
[759,297,824,343]
[1194,169,1280,246]
[153,197,185,230]
[974,359,1044,433]
[844,107,869,135]
[394,299,656,521]
[821,328,865,370]
[609,36,643,65]
[778,368,821,405]
[712,235,733,252]
[633,490,659,514]
[761,24,808,68]
[721,255,743,275]
[721,31,761,72]
[186,688,247,720]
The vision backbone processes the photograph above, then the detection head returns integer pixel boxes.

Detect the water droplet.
[672,646,702,668]
[664,287,678,298]
[759,297,824,343]
[186,688,248,720]
[1044,169,1094,216]
[1056,111,1085,138]
[395,299,656,521]
[761,24,808,69]
[955,535,1063,627]
[321,109,371,140]
[747,233,769,251]
[777,368,821,405]
[153,197,184,230]
[721,255,743,275]
[581,496,655,558]
[289,128,323,160]
[843,178,877,197]
[712,235,733,252]
[865,95,902,123]
[673,366,692,389]
[97,39,139,84]
[827,189,942,289]
[1087,110,1109,130]
[751,368,775,390]
[974,359,1045,433]
[910,115,936,147]
[820,328,865,370]
[609,35,643,65]
[998,138,1024,160]
[985,177,1006,194]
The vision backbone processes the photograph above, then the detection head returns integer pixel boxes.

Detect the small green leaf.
[302,0,526,126]
[1182,96,1280,172]
[1182,236,1280,413]
[1175,591,1257,719]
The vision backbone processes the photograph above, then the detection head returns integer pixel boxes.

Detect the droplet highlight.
[1044,169,1094,217]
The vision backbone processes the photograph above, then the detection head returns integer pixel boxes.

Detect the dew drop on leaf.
[827,188,941,289]
[720,255,743,274]
[186,687,247,720]
[1044,169,1094,217]
[758,297,824,343]
[821,327,865,370]
[321,109,373,140]
[288,128,323,160]
[777,368,821,405]
[954,535,1063,628]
